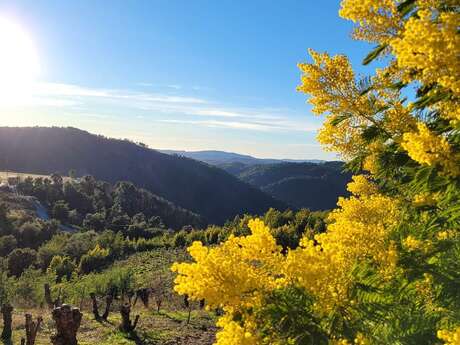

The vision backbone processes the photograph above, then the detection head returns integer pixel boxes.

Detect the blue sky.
[0,1,374,160]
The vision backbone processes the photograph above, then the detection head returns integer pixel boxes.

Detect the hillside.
[0,127,286,224]
[221,161,351,210]
[0,187,325,345]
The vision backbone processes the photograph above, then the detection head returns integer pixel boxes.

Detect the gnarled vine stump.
[44,283,54,309]
[119,303,139,333]
[101,294,113,321]
[44,284,62,309]
[25,313,42,345]
[50,305,82,345]
[1,303,13,341]
[89,293,100,320]
[136,288,150,308]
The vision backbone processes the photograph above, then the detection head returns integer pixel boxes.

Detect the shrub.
[7,248,38,277]
[83,212,106,232]
[79,244,110,274]
[0,235,17,257]
[52,200,70,223]
[37,233,69,270]
[17,222,42,248]
[64,231,97,261]
[172,231,187,248]
[48,255,76,282]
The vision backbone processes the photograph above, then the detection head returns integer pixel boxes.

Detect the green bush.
[0,235,17,257]
[48,255,76,282]
[79,244,110,274]
[7,248,37,277]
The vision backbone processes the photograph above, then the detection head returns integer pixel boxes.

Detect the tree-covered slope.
[222,161,351,210]
[0,127,286,224]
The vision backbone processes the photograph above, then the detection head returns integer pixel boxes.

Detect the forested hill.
[0,127,286,224]
[221,161,352,210]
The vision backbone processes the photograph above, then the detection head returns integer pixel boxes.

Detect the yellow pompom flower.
[215,314,260,345]
[297,50,377,159]
[172,219,284,309]
[284,192,400,312]
[401,122,459,176]
[347,175,378,196]
[403,235,423,252]
[438,327,460,345]
[390,8,460,96]
[339,0,401,43]
[412,192,439,207]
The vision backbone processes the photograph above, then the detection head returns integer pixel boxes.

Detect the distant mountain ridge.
[159,150,350,211]
[220,161,352,211]
[159,149,324,166]
[0,127,287,224]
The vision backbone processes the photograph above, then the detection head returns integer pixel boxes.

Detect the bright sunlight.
[0,16,40,105]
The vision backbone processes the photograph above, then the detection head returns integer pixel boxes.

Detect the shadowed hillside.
[0,127,286,224]
[221,161,351,210]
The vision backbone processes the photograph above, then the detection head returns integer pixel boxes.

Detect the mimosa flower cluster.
[172,0,460,343]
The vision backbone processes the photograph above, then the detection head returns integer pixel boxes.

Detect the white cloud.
[137,82,154,87]
[190,109,245,118]
[3,81,319,134]
[30,82,207,105]
[159,118,318,133]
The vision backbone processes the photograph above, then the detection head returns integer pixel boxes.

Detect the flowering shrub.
[173,1,460,343]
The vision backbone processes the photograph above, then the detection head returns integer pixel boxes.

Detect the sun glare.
[0,16,40,105]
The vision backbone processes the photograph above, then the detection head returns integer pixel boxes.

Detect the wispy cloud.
[2,81,319,134]
[137,82,154,87]
[159,119,318,132]
[167,84,182,90]
[189,109,247,118]
[33,82,207,104]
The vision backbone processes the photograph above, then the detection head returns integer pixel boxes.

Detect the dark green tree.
[7,248,37,277]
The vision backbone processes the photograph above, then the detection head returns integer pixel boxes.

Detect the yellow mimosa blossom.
[333,339,352,345]
[354,333,371,345]
[438,327,460,345]
[402,122,459,176]
[339,0,401,43]
[390,8,460,95]
[436,100,460,125]
[382,103,417,135]
[347,175,378,196]
[437,231,449,240]
[215,314,260,345]
[403,235,423,251]
[284,192,399,312]
[298,50,376,158]
[297,50,359,116]
[172,219,283,308]
[412,192,438,207]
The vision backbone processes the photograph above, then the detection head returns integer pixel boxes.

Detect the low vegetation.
[0,173,326,344]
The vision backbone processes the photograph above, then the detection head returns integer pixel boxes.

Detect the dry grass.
[5,250,217,344]
[9,305,216,345]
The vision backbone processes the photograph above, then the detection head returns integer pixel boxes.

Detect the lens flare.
[0,16,40,105]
